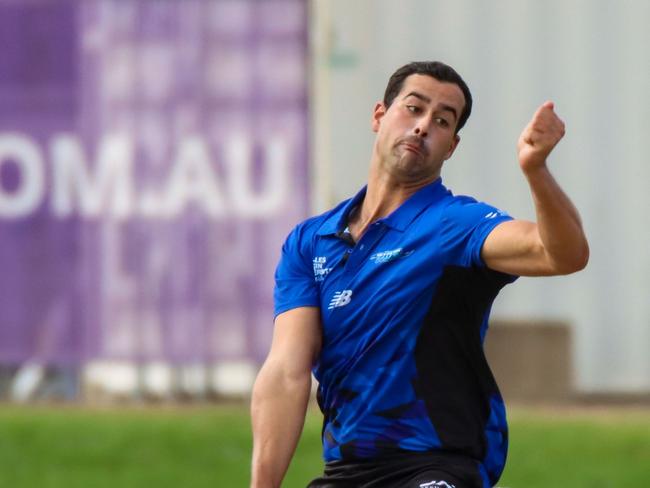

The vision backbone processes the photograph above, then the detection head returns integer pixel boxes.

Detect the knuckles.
[520,106,565,155]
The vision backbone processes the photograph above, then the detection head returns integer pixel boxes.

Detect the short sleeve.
[441,197,514,268]
[273,222,320,317]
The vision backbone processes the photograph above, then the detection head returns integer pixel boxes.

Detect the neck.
[349,160,439,240]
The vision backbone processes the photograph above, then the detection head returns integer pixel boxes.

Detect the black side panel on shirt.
[413,265,512,460]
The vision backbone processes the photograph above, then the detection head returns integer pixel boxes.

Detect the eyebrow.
[402,91,458,120]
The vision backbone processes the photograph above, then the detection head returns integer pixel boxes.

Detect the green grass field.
[0,404,648,487]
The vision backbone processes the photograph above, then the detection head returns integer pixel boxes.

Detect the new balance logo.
[328,290,352,309]
[419,481,456,488]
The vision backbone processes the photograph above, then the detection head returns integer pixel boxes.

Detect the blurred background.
[2,0,647,403]
[0,0,309,401]
[0,0,648,486]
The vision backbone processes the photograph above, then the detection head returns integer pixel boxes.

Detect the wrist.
[250,473,277,488]
[251,460,281,488]
[520,160,550,180]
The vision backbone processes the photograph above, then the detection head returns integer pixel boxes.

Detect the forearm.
[524,164,589,273]
[250,360,312,488]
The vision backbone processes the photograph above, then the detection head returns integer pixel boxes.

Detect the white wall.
[311,0,650,393]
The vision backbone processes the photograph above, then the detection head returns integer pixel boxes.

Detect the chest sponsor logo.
[312,256,332,282]
[328,289,352,309]
[369,247,413,264]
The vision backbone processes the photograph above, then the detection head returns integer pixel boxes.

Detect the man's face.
[371,74,465,183]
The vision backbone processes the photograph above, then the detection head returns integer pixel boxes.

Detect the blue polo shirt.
[274,178,517,487]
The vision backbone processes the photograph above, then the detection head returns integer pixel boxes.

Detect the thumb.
[531,101,555,121]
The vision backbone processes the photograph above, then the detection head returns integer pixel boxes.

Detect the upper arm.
[274,223,320,317]
[481,219,556,276]
[267,221,323,377]
[265,307,322,377]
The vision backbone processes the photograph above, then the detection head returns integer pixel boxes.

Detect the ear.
[444,134,461,160]
[371,102,386,133]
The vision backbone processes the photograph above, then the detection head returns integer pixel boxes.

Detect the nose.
[414,123,428,138]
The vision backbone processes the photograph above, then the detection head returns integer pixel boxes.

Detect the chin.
[389,167,429,185]
[397,157,431,176]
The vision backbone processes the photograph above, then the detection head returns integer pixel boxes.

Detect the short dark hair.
[383,61,473,134]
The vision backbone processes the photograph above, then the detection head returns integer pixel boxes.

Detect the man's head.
[383,61,472,135]
[371,61,471,184]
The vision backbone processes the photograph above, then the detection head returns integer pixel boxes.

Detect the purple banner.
[0,0,309,365]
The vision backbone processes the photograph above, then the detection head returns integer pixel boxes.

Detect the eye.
[406,105,421,114]
[434,117,449,127]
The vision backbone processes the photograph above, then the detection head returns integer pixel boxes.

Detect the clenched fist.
[517,101,565,173]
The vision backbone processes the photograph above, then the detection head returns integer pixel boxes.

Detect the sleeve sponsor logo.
[484,209,509,219]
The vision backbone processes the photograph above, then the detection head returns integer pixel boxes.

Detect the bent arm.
[482,166,589,276]
[482,102,589,276]
[250,307,322,488]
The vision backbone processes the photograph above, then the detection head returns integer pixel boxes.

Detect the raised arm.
[482,102,589,276]
[250,307,322,488]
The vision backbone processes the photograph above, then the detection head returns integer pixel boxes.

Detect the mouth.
[400,142,424,156]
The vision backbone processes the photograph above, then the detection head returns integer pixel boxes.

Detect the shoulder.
[283,198,351,248]
[435,191,515,268]
[441,193,511,226]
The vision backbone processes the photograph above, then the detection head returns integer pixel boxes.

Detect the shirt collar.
[317,178,447,236]
[316,185,367,236]
[382,177,446,231]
